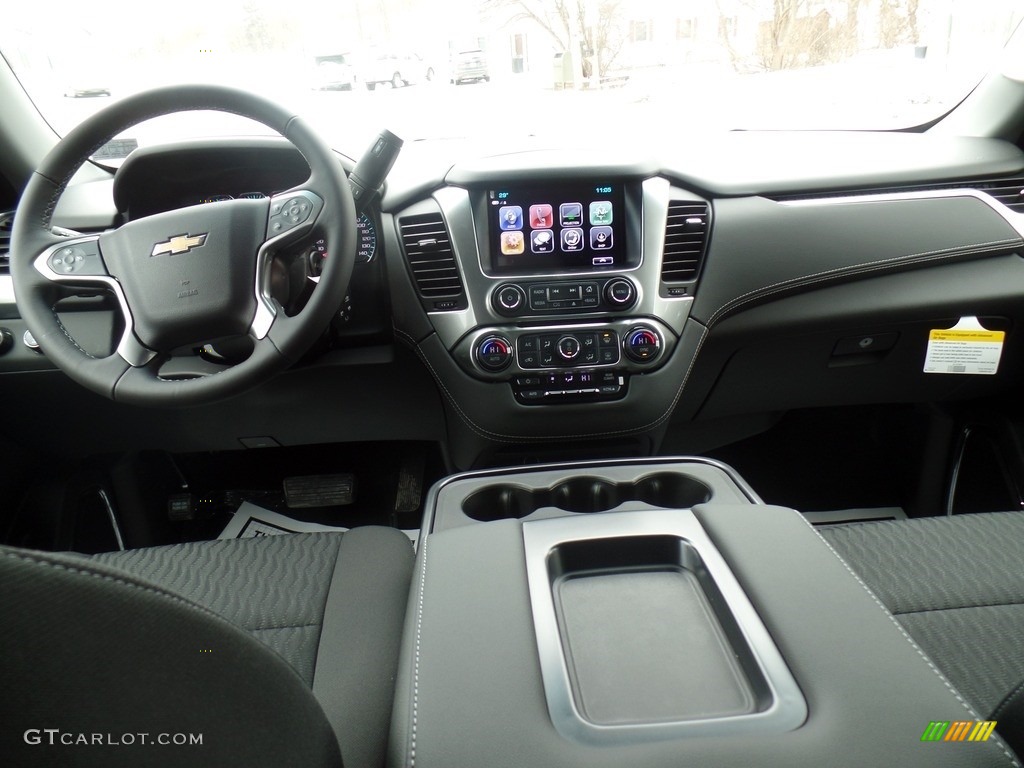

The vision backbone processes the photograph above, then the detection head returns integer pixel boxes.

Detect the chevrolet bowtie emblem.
[151,233,208,257]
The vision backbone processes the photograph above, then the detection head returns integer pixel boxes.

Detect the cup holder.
[550,477,620,513]
[462,472,713,522]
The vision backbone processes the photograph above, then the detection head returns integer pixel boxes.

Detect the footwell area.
[3,441,445,554]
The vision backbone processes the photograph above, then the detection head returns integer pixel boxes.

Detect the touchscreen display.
[488,182,626,273]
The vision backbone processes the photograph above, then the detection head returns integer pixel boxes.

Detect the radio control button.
[494,284,527,314]
[605,278,637,308]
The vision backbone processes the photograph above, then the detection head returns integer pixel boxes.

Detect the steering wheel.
[10,84,357,407]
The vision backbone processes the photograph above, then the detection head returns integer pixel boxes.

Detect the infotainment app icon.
[501,231,525,255]
[499,206,523,231]
[559,203,583,227]
[529,204,553,229]
[590,201,613,225]
[561,227,584,252]
[531,229,554,253]
[591,226,613,250]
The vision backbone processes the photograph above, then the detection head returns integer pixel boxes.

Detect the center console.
[388,160,706,461]
[387,458,1013,768]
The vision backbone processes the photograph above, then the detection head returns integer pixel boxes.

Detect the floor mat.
[219,501,418,543]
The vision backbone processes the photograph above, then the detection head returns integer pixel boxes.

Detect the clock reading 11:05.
[595,186,612,194]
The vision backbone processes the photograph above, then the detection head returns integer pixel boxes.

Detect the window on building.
[511,32,527,73]
[630,19,652,43]
[676,18,697,40]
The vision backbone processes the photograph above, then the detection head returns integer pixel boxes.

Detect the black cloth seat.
[819,511,1024,755]
[0,526,414,768]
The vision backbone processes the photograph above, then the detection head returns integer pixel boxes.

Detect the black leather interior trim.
[387,512,1018,768]
[312,527,415,768]
[691,194,1023,330]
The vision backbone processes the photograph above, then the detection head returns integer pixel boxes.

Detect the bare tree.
[879,0,920,48]
[718,0,866,73]
[483,0,626,80]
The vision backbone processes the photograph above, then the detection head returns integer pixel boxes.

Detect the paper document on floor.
[218,501,419,544]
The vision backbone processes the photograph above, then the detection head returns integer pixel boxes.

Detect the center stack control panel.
[452,276,676,406]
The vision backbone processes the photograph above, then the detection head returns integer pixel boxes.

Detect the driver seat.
[0,527,414,767]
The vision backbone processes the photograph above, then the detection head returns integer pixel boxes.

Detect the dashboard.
[5,131,1024,469]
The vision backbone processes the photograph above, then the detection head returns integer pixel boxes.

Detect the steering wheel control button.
[624,327,662,363]
[476,336,513,372]
[47,242,106,276]
[285,199,311,224]
[512,369,628,405]
[605,278,637,308]
[267,191,323,239]
[557,335,581,361]
[494,284,527,315]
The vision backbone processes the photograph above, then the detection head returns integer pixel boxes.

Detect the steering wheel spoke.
[251,189,326,340]
[32,235,157,368]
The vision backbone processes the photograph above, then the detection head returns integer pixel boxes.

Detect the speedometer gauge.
[306,214,377,277]
[356,213,376,263]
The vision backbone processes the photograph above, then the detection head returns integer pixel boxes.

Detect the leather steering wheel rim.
[10,84,357,407]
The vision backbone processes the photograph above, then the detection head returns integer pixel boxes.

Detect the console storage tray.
[523,509,806,745]
[551,535,761,725]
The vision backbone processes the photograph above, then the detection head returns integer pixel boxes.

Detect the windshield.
[2,0,1022,157]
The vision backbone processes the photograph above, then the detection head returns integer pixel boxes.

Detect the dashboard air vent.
[0,211,13,275]
[399,212,466,310]
[661,201,710,282]
[967,178,1024,214]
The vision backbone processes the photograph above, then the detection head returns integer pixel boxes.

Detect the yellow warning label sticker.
[928,329,1005,343]
[924,320,1004,375]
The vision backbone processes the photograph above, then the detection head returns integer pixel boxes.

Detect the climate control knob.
[475,336,514,372]
[556,335,582,361]
[493,284,527,315]
[604,278,636,308]
[623,326,661,363]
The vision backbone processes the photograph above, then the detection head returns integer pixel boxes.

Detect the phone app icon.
[590,201,613,225]
[561,227,584,252]
[499,206,523,231]
[531,229,555,253]
[559,202,583,227]
[501,231,525,255]
[529,204,553,229]
[590,226,613,250]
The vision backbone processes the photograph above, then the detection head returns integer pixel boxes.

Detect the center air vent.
[661,201,710,282]
[0,211,13,275]
[398,211,466,311]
